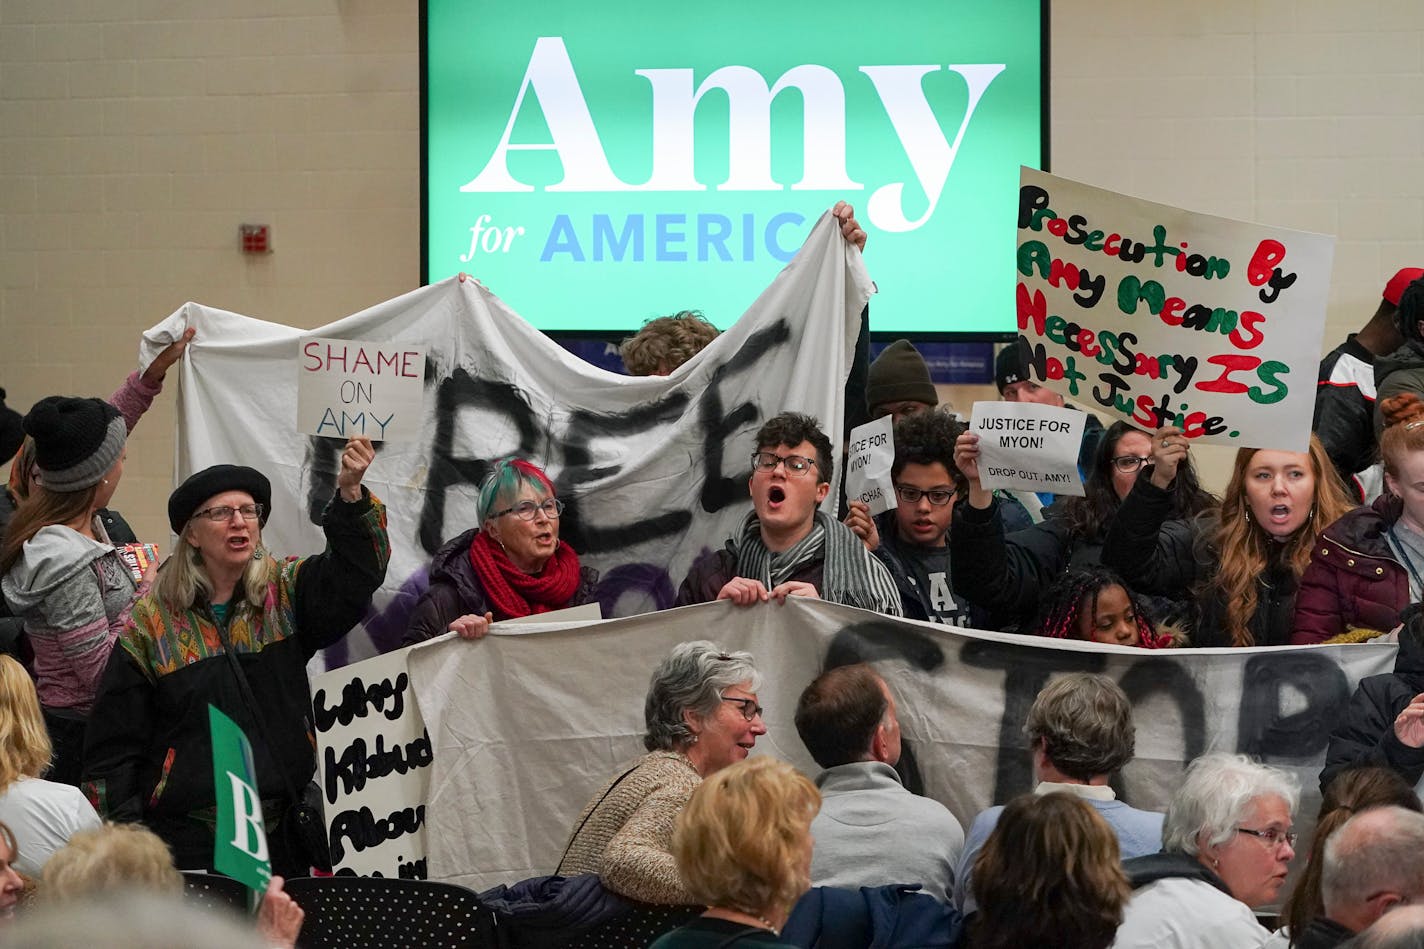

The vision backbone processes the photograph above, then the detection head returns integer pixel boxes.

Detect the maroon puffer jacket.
[1292,494,1410,644]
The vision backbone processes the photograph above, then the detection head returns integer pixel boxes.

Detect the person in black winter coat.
[1321,612,1424,794]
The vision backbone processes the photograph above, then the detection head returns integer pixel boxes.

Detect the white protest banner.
[312,648,431,879]
[1015,167,1333,452]
[970,400,1085,496]
[843,416,896,516]
[297,337,428,442]
[403,599,1393,892]
[140,211,869,663]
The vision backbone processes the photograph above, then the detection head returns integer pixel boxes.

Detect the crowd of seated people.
[4,218,1424,945]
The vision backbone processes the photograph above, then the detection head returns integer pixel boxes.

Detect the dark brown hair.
[794,664,888,769]
[969,792,1130,949]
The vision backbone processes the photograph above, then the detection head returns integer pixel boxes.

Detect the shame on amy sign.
[297,337,428,442]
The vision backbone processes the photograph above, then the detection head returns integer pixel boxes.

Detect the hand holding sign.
[953,432,993,510]
[337,436,375,502]
[843,500,882,552]
[1148,426,1190,489]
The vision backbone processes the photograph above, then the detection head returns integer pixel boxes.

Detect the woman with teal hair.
[405,458,599,642]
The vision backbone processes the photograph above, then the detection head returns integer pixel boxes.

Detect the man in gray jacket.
[795,663,963,902]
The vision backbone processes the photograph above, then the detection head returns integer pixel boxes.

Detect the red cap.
[1385,267,1424,306]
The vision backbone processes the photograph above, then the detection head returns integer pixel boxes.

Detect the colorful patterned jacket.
[81,491,388,868]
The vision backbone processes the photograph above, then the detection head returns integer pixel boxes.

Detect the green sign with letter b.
[209,704,272,892]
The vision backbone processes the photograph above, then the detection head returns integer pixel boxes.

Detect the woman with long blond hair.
[1103,427,1353,647]
[0,656,99,877]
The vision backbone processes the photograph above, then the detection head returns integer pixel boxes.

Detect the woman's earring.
[252,547,264,561]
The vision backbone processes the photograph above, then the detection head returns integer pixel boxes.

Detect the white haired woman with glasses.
[82,439,388,878]
[557,641,767,906]
[405,457,599,644]
[1114,753,1299,949]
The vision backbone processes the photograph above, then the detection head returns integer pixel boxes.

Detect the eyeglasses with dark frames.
[1235,826,1296,849]
[894,485,955,506]
[1111,455,1152,473]
[750,452,817,476]
[193,503,265,523]
[721,695,765,722]
[492,498,565,520]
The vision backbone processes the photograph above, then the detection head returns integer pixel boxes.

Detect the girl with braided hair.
[1033,566,1173,648]
[1294,393,1424,644]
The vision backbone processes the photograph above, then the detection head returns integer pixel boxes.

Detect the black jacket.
[1320,615,1424,792]
[82,492,389,873]
[1315,335,1379,500]
[1102,471,1296,648]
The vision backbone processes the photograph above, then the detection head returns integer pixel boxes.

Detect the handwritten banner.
[844,416,896,516]
[1015,167,1333,452]
[404,600,1392,892]
[971,400,1085,496]
[297,337,428,442]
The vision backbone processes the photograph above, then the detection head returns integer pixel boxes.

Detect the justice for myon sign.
[423,0,1045,336]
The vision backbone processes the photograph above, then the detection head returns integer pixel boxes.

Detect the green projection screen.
[422,1,1045,336]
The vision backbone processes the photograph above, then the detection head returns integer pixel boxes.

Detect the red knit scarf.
[468,529,582,619]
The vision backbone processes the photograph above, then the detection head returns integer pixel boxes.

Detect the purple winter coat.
[1292,493,1410,644]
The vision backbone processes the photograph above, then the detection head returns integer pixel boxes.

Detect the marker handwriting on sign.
[323,731,434,801]
[302,341,423,377]
[313,674,409,732]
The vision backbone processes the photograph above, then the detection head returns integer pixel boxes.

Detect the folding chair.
[283,875,498,948]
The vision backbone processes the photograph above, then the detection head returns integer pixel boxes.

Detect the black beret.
[168,464,272,533]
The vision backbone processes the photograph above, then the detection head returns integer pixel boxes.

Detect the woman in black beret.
[81,437,389,877]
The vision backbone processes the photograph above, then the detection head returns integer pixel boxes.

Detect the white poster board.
[843,416,897,516]
[297,337,428,442]
[971,401,1086,496]
[1014,167,1333,452]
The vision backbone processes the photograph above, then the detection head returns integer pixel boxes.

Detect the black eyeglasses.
[492,498,565,520]
[1111,455,1152,473]
[750,452,817,476]
[1236,826,1296,849]
[894,485,955,506]
[721,696,765,722]
[193,503,264,523]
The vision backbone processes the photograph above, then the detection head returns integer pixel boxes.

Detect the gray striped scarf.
[733,510,902,615]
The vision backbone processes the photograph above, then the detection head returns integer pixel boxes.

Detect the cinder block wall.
[2,1,1422,544]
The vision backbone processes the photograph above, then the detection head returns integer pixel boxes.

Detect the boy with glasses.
[843,411,1030,626]
[674,413,900,614]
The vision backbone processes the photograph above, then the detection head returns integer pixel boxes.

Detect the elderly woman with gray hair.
[1114,753,1299,949]
[556,640,766,905]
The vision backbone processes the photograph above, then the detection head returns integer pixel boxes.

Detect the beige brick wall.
[2,1,1422,543]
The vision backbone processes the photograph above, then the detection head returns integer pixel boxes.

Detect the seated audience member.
[866,340,937,424]
[1274,767,1422,949]
[1375,277,1424,437]
[650,757,819,948]
[4,893,269,949]
[1295,394,1424,644]
[1285,806,1424,949]
[1343,905,1424,949]
[0,821,25,925]
[82,439,388,878]
[951,421,1215,632]
[1033,566,1173,648]
[843,410,1030,626]
[0,656,100,877]
[405,457,597,644]
[1316,268,1419,501]
[620,312,721,377]
[967,792,1129,949]
[557,641,765,905]
[1115,753,1298,949]
[41,823,301,949]
[1321,614,1424,792]
[1103,427,1353,647]
[994,341,1104,479]
[953,674,1162,914]
[675,413,901,614]
[794,664,963,901]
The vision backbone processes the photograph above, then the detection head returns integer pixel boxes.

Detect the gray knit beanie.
[22,396,126,493]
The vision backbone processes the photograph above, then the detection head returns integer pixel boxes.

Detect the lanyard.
[1388,525,1424,596]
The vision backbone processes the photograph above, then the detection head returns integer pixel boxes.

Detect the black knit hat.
[22,396,126,493]
[0,389,22,467]
[867,340,938,411]
[168,464,272,533]
[994,343,1030,394]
